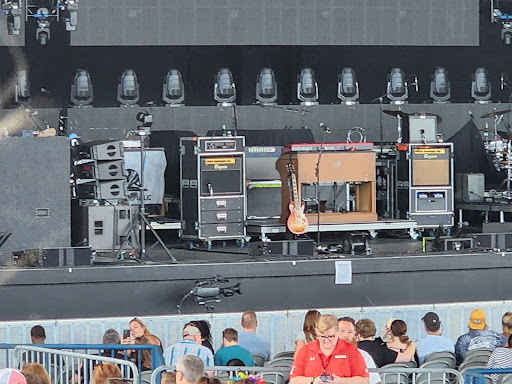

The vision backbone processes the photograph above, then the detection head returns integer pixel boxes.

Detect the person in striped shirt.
[164,324,214,372]
[487,334,512,384]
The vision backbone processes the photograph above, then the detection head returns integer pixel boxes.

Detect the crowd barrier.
[12,345,139,384]
[463,368,512,384]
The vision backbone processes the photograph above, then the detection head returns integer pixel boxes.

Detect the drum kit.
[480,109,512,198]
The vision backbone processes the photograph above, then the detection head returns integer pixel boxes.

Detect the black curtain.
[448,119,505,189]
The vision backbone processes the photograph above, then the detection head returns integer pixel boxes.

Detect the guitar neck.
[291,173,300,209]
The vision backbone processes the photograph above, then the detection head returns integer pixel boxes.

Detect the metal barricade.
[463,368,512,384]
[373,367,464,384]
[14,345,140,384]
[0,343,164,372]
[151,366,291,384]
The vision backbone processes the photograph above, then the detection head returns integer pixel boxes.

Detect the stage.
[0,233,511,322]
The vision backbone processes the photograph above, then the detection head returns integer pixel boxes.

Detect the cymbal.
[409,112,443,124]
[480,109,512,118]
[383,110,409,118]
[498,130,512,140]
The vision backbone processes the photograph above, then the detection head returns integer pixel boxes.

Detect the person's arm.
[294,340,306,359]
[394,341,416,362]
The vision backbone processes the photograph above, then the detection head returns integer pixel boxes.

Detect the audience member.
[187,321,215,355]
[176,355,205,384]
[91,363,122,384]
[290,314,369,384]
[122,318,162,348]
[161,372,176,384]
[197,378,221,384]
[356,318,415,367]
[30,326,46,344]
[22,374,45,384]
[0,370,26,384]
[214,328,254,367]
[100,329,124,360]
[502,312,512,339]
[134,336,153,371]
[21,364,50,384]
[163,325,214,368]
[238,311,271,361]
[455,309,506,364]
[487,334,512,384]
[381,320,417,364]
[338,317,381,384]
[294,310,321,358]
[416,312,454,364]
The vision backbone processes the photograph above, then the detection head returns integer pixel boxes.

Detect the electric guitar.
[286,164,308,235]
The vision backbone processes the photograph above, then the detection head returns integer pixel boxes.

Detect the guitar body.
[287,202,308,235]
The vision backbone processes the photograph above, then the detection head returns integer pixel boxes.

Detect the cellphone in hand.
[320,375,332,382]
[123,329,131,339]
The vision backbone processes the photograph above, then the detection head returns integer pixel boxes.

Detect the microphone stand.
[232,103,239,136]
[315,128,329,247]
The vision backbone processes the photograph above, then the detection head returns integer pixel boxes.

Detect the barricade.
[13,345,139,384]
[463,368,512,384]
[151,365,291,384]
[373,367,464,384]
[0,343,164,371]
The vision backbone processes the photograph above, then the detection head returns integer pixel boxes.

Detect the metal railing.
[13,345,140,384]
[463,368,512,384]
[151,365,291,384]
[0,343,164,371]
[370,368,464,384]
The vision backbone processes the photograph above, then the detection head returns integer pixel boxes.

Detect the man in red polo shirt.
[290,315,369,384]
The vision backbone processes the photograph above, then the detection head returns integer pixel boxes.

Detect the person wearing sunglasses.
[290,315,369,384]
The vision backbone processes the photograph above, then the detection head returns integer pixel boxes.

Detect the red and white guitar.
[286,164,308,235]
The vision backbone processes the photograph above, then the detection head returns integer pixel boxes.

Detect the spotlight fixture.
[117,69,140,106]
[491,3,512,45]
[297,67,319,105]
[337,67,359,105]
[471,67,492,103]
[14,69,30,103]
[430,67,451,103]
[177,276,242,313]
[35,8,50,45]
[2,0,22,35]
[162,69,185,105]
[214,68,236,105]
[387,68,408,105]
[70,69,93,106]
[255,68,277,105]
[63,0,79,31]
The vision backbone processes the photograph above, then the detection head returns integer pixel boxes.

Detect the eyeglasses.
[318,334,337,341]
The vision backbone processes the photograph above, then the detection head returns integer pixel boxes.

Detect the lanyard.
[318,352,333,373]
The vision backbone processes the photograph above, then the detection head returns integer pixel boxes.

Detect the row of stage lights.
[8,66,501,107]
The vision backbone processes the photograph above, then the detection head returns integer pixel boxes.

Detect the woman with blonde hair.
[91,363,122,384]
[502,312,512,338]
[121,318,162,348]
[22,364,50,384]
[293,310,321,358]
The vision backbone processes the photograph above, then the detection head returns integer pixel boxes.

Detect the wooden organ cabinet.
[276,145,377,225]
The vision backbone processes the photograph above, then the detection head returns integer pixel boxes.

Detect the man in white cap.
[416,312,454,364]
[163,324,214,368]
[455,308,506,365]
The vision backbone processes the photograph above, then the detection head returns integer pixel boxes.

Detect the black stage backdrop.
[448,119,505,189]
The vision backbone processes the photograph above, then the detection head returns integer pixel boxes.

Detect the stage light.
[70,69,93,106]
[297,67,318,105]
[34,8,51,45]
[214,68,236,105]
[471,67,492,103]
[64,1,79,31]
[14,69,30,103]
[430,67,451,103]
[162,69,185,105]
[117,69,140,106]
[3,1,22,35]
[337,67,359,105]
[255,68,277,105]
[387,68,408,104]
